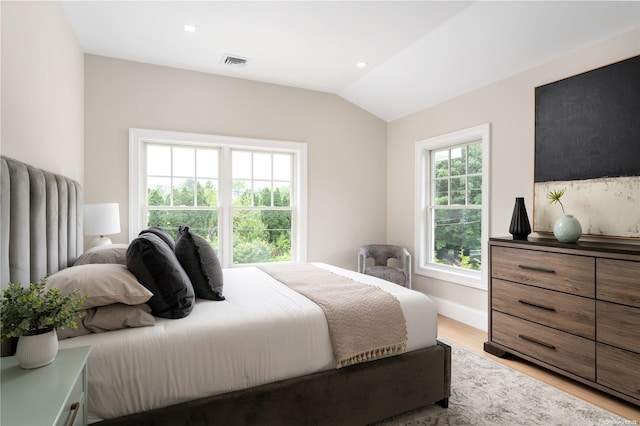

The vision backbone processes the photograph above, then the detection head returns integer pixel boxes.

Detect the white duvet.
[59,263,438,423]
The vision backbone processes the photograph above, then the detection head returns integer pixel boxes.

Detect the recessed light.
[356,61,369,68]
[183,23,196,33]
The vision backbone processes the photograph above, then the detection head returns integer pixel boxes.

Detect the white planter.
[15,329,58,369]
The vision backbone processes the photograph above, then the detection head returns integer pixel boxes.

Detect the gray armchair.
[357,244,412,288]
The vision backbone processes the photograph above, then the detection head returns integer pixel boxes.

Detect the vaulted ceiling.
[62,1,640,122]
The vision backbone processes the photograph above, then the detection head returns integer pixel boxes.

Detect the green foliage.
[199,180,218,206]
[432,208,482,271]
[148,187,169,207]
[147,178,219,241]
[234,211,270,242]
[233,180,252,206]
[455,247,480,270]
[431,142,483,272]
[0,280,86,340]
[547,189,566,214]
[173,179,196,206]
[232,208,292,264]
[147,178,292,264]
[233,240,272,264]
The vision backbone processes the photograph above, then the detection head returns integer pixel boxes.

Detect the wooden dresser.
[485,237,640,406]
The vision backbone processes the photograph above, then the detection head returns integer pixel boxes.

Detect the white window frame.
[129,128,307,267]
[414,124,490,290]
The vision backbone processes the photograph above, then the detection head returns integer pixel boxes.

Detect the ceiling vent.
[221,54,249,68]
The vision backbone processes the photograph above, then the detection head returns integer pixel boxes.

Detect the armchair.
[357,244,412,288]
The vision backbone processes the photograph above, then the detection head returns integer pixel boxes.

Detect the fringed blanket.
[259,263,407,368]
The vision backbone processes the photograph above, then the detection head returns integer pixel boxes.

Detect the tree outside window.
[146,144,220,248]
[141,139,300,266]
[231,150,293,264]
[431,142,482,271]
[415,124,489,290]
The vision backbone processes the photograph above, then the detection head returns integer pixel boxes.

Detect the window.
[415,124,490,289]
[145,144,220,247]
[130,129,307,267]
[231,150,293,264]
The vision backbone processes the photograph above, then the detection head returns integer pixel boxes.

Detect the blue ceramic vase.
[553,214,582,243]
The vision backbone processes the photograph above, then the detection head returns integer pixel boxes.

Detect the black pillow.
[175,226,225,301]
[139,227,175,251]
[126,232,195,318]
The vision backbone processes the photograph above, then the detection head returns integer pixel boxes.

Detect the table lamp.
[84,203,121,248]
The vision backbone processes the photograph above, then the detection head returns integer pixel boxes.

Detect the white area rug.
[376,341,636,425]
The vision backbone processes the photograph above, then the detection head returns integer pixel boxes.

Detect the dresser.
[485,237,640,406]
[1,346,91,426]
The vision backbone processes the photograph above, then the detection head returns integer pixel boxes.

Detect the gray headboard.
[1,156,83,290]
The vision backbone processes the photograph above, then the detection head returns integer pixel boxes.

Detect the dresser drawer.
[492,311,595,380]
[597,343,640,402]
[596,258,640,308]
[491,246,595,297]
[597,301,640,354]
[491,279,595,339]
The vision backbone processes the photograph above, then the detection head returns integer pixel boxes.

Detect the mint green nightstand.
[1,346,91,426]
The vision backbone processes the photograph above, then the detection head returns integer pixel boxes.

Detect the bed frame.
[100,342,450,426]
[1,155,451,425]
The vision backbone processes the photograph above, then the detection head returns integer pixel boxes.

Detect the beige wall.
[387,28,640,329]
[84,55,387,270]
[1,1,84,182]
[5,0,638,327]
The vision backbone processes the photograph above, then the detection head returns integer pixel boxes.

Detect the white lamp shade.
[84,203,121,237]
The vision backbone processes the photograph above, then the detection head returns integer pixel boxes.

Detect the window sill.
[416,265,487,291]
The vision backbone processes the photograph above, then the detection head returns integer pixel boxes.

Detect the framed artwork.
[533,55,640,239]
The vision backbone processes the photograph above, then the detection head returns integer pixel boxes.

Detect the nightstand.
[1,345,91,426]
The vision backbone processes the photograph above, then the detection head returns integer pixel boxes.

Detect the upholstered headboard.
[1,156,83,290]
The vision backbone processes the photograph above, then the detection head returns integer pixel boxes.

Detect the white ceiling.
[61,1,640,122]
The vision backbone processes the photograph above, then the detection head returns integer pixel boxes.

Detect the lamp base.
[90,236,113,248]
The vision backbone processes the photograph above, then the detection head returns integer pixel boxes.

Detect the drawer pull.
[518,299,556,312]
[517,265,556,274]
[68,402,80,426]
[518,334,556,350]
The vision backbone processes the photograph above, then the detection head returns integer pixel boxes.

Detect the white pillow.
[46,264,153,309]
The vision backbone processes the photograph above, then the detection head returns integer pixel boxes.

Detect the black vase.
[509,197,531,240]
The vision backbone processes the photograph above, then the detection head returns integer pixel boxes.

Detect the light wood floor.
[437,315,640,422]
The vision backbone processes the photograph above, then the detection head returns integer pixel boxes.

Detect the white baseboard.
[429,295,488,332]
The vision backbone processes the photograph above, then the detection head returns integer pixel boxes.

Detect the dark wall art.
[533,55,640,239]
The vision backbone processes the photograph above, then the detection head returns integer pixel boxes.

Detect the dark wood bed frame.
[100,342,450,426]
[1,155,451,425]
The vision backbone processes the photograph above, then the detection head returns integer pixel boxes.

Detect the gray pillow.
[126,233,195,319]
[175,226,225,301]
[57,304,156,340]
[74,244,128,266]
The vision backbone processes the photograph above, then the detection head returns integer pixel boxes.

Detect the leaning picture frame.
[533,55,640,240]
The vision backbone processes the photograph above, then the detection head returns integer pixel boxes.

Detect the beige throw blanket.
[259,263,407,368]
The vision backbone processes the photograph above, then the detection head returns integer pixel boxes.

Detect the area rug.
[376,341,634,426]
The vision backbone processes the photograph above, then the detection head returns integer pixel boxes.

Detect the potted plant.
[0,279,86,369]
[547,189,582,243]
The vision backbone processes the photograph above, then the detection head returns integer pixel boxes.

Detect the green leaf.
[547,189,566,214]
[0,279,86,340]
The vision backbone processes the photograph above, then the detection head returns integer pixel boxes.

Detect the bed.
[1,155,451,425]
